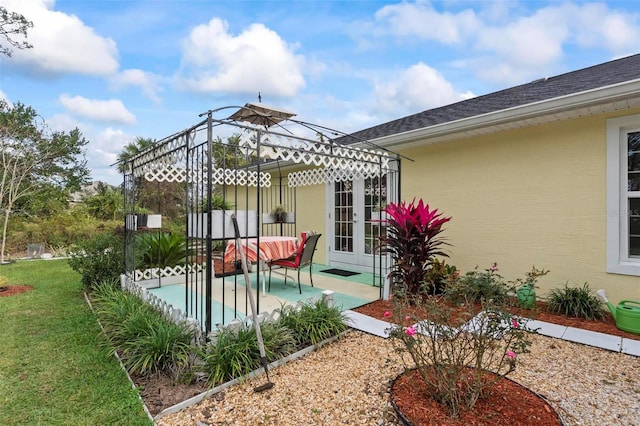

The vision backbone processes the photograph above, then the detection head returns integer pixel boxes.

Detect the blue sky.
[1,0,639,185]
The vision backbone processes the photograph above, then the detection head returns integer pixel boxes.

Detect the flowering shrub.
[379,199,451,296]
[445,263,549,307]
[445,262,508,305]
[388,295,535,418]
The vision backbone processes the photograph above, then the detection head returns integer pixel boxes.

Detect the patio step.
[343,310,640,356]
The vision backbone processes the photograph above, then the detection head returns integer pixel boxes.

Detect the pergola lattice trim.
[142,164,271,187]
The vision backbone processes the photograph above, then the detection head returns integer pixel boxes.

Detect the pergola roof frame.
[123,104,398,334]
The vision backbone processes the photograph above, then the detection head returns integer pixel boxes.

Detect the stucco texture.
[398,114,640,304]
[294,183,327,264]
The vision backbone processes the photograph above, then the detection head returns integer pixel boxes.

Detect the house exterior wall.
[397,111,640,304]
[295,183,327,264]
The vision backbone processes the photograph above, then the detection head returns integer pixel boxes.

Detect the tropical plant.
[388,295,535,418]
[67,231,125,289]
[201,321,296,386]
[277,299,348,346]
[547,282,606,320]
[91,281,197,380]
[118,317,196,378]
[137,232,189,268]
[423,258,458,296]
[378,199,451,296]
[116,136,156,174]
[200,194,234,212]
[270,205,288,222]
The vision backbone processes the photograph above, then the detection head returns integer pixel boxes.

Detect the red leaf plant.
[378,198,451,297]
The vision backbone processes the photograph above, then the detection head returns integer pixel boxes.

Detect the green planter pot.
[517,285,536,309]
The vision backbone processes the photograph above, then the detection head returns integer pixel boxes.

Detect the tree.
[0,101,90,263]
[0,6,33,57]
[117,136,188,219]
[83,182,124,221]
[116,136,156,174]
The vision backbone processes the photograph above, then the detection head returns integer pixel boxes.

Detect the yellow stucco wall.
[397,112,640,304]
[295,183,327,264]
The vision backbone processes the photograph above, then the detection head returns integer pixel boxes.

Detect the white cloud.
[471,3,640,84]
[372,63,473,117]
[475,8,567,68]
[567,3,640,53]
[59,94,136,125]
[87,127,134,184]
[374,1,480,44]
[46,113,82,133]
[368,1,640,86]
[110,69,163,104]
[4,0,119,76]
[178,18,306,97]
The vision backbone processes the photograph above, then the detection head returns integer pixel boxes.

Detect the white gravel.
[156,330,640,426]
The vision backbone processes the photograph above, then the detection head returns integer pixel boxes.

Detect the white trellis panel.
[141,164,271,187]
[287,167,388,187]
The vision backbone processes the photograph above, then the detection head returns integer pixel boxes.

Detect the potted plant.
[270,205,288,223]
[515,266,548,309]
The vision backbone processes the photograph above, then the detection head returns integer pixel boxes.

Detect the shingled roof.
[346,53,640,145]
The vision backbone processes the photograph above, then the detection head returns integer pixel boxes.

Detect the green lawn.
[0,259,152,425]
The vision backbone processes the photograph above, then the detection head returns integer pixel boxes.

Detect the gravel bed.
[156,330,640,426]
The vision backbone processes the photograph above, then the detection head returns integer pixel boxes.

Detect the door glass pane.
[364,176,387,255]
[334,181,353,253]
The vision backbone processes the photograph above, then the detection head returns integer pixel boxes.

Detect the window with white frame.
[607,113,640,275]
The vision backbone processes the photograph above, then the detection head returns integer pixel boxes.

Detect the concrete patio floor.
[148,263,382,327]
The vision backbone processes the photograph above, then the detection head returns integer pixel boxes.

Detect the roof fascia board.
[371,79,640,149]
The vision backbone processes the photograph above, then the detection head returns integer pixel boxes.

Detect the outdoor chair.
[268,232,321,294]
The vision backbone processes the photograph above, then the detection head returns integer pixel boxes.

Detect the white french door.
[326,176,390,271]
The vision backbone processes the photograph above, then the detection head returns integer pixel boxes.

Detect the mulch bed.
[392,368,563,425]
[0,285,34,297]
[353,298,640,341]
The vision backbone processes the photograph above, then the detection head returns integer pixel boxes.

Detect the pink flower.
[383,311,391,318]
[453,270,461,277]
[511,318,519,329]
[405,326,417,336]
[506,350,516,360]
[405,315,412,322]
[489,262,498,272]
